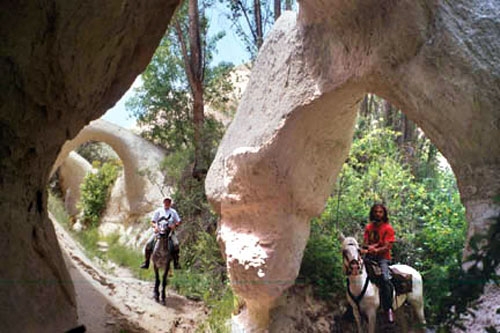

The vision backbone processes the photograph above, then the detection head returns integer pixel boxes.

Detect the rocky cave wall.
[0,0,179,331]
[206,0,500,331]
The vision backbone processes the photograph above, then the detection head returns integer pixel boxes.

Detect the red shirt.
[363,221,395,260]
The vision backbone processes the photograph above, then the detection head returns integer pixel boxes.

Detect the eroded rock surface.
[207,1,500,331]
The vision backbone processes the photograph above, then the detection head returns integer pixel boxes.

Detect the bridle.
[342,242,364,276]
[343,241,370,309]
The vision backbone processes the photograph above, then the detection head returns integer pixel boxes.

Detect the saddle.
[364,259,413,295]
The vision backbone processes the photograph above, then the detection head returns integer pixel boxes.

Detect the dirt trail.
[52,216,207,333]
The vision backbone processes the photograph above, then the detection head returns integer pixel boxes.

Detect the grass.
[48,192,71,228]
[103,233,156,280]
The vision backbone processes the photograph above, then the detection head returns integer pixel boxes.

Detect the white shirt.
[151,207,181,227]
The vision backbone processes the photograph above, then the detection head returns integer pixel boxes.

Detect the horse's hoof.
[161,299,166,306]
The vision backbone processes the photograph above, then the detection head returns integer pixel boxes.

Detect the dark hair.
[369,203,388,222]
[163,197,172,203]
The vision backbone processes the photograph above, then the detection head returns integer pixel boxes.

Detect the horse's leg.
[408,298,426,332]
[408,277,426,331]
[366,308,377,333]
[161,266,168,305]
[349,301,363,333]
[154,266,160,302]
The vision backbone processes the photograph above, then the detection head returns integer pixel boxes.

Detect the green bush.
[79,161,120,228]
[298,225,344,299]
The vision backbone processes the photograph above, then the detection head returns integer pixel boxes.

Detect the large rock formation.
[1,0,499,331]
[54,119,167,219]
[59,152,93,216]
[206,1,500,331]
[0,1,179,331]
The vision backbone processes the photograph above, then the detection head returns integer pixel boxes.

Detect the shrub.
[299,223,344,299]
[78,161,120,228]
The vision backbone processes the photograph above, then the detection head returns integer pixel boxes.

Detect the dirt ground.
[53,216,500,333]
[53,218,207,333]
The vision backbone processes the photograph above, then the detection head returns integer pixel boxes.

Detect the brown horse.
[152,220,174,305]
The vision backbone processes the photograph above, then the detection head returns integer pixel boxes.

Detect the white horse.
[341,236,426,333]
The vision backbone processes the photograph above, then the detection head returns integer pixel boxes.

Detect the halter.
[342,242,364,276]
[343,241,370,310]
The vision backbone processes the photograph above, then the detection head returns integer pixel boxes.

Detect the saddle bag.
[365,258,383,284]
[365,258,413,295]
[390,267,413,295]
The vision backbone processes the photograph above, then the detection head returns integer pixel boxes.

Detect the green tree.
[76,141,118,165]
[127,0,233,179]
[300,99,467,326]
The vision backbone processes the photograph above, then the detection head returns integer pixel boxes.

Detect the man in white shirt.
[140,197,182,269]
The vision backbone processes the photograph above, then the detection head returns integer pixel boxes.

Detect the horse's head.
[342,237,363,276]
[157,220,170,236]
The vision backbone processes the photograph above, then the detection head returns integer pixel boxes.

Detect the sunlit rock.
[207,1,500,331]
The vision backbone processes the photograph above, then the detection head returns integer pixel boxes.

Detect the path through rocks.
[52,216,207,333]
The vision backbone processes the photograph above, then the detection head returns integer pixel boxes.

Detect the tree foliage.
[300,95,468,329]
[221,0,296,59]
[127,0,233,177]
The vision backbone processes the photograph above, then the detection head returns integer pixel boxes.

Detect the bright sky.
[102,4,250,129]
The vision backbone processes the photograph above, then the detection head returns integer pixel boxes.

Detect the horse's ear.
[339,232,346,243]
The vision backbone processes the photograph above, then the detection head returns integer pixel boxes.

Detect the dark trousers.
[367,256,394,311]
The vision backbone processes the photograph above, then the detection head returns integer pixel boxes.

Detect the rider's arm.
[372,241,393,254]
[373,226,395,254]
[173,210,182,226]
[151,219,158,233]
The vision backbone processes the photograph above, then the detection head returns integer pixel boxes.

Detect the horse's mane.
[342,236,359,248]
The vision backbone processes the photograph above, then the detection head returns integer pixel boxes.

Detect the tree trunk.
[254,0,264,49]
[402,113,416,144]
[383,99,395,129]
[359,94,369,117]
[274,0,281,21]
[188,0,206,179]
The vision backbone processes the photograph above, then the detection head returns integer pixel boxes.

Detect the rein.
[346,275,370,305]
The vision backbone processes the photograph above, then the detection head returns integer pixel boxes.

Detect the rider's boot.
[140,249,152,269]
[173,251,181,269]
[387,308,395,323]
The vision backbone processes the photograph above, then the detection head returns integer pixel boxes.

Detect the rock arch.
[53,119,167,217]
[206,1,500,331]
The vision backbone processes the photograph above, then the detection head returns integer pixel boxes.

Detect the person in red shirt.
[362,203,396,323]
